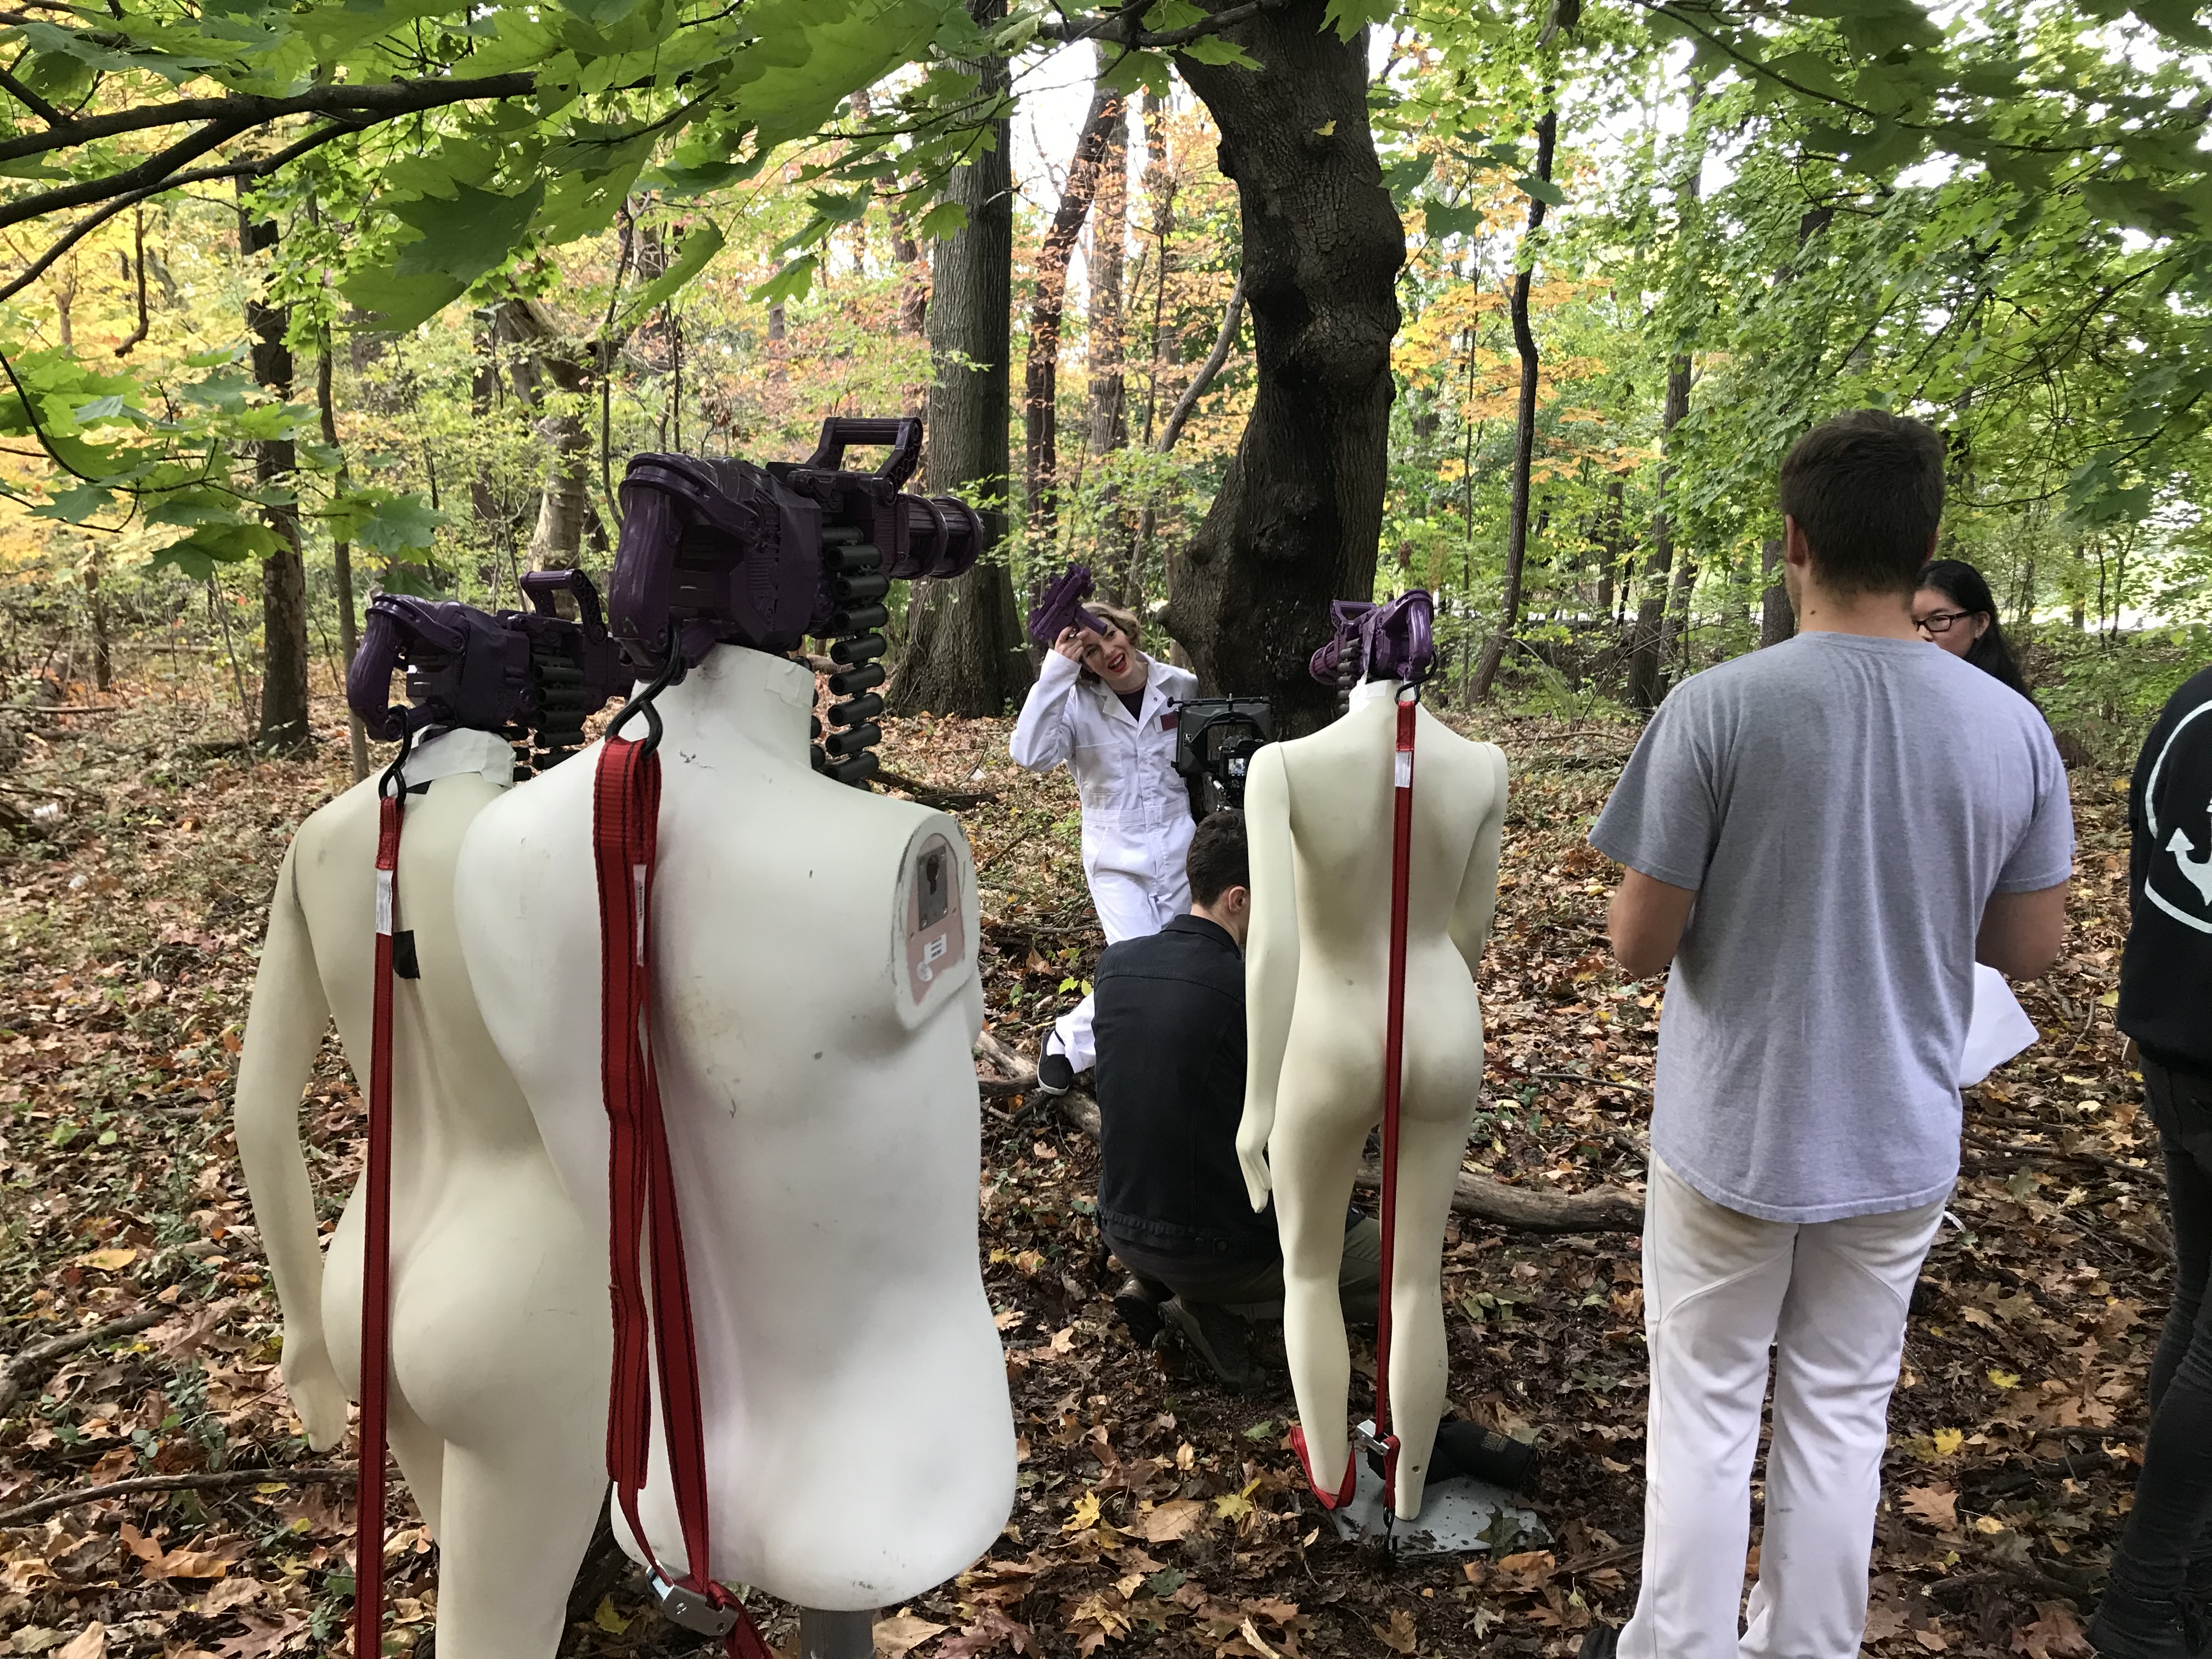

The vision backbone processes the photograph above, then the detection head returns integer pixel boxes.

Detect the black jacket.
[1092,914,1278,1268]
[2120,663,2212,1077]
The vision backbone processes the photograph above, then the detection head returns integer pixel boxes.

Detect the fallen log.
[973,1033,1644,1235]
[0,1465,356,1529]
[0,1306,165,1417]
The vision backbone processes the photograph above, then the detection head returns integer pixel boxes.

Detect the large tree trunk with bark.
[1165,0,1404,732]
[1759,538,1795,647]
[1471,108,1558,702]
[239,208,310,751]
[1024,80,1120,543]
[491,297,592,569]
[887,1,1034,717]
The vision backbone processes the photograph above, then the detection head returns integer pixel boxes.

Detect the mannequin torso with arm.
[232,729,611,1659]
[1238,682,1508,1517]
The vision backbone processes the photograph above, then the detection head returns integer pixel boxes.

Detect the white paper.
[1959,963,2037,1086]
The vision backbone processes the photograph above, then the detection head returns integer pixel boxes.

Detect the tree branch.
[0,1307,164,1418]
[0,63,63,126]
[0,1464,357,1528]
[1033,0,1293,49]
[1155,271,1244,455]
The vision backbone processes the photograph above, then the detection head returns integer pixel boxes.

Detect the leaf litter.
[0,677,2157,1657]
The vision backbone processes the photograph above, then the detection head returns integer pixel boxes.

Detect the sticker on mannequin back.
[905,833,967,1002]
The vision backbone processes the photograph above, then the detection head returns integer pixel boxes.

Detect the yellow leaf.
[76,1247,137,1271]
[594,1595,629,1635]
[1973,1515,2007,1534]
[1932,1427,1963,1457]
[2098,991,2118,1007]
[1062,1493,1102,1534]
[1988,1369,2021,1390]
[1313,119,1338,136]
[1372,1609,1418,1655]
[1214,1492,1253,1522]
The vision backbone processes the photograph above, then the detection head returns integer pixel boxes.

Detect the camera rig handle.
[800,416,923,490]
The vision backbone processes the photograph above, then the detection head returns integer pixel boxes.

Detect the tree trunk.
[1024,80,1120,543]
[320,339,371,780]
[240,207,311,751]
[854,87,929,401]
[1164,0,1404,732]
[1758,537,1795,647]
[1623,101,1705,713]
[885,0,1034,717]
[1086,64,1128,462]
[1470,108,1557,702]
[84,541,109,692]
[492,297,591,569]
[1127,85,1180,603]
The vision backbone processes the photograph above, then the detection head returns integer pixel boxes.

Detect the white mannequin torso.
[233,728,611,1658]
[454,645,1015,1611]
[1238,681,1509,1517]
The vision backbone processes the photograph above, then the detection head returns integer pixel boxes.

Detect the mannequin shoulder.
[286,773,381,881]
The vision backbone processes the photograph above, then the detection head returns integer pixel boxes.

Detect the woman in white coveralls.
[1008,599,1198,1091]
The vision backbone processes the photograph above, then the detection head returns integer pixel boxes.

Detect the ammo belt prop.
[592,647,774,1658]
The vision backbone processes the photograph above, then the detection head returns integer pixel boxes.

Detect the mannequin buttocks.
[233,729,611,1659]
[1237,680,1509,1519]
[453,644,1015,1611]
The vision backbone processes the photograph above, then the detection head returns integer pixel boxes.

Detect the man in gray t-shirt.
[1579,412,2072,1659]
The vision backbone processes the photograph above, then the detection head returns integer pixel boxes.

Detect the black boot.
[1578,1625,1620,1659]
[1112,1276,1170,1348]
[1160,1297,1259,1392]
[2090,1576,2211,1659]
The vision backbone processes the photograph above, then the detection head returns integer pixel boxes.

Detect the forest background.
[0,0,2206,760]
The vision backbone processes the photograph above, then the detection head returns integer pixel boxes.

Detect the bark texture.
[886,2,1034,717]
[1024,80,1120,541]
[1471,108,1558,702]
[1759,538,1796,647]
[1165,0,1404,732]
[1085,64,1128,462]
[492,297,591,569]
[239,208,310,751]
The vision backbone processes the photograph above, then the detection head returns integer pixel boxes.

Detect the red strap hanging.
[1372,695,1418,1514]
[356,791,403,1659]
[594,733,773,1659]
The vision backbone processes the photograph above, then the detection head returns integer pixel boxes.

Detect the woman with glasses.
[1913,558,2031,696]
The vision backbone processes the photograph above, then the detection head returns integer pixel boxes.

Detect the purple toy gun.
[1026,565,1108,648]
[608,416,995,788]
[1306,590,1437,690]
[346,571,625,780]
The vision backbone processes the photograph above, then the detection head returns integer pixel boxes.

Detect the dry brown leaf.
[1371,1610,1418,1655]
[1901,1484,1958,1529]
[199,1575,264,1616]
[1135,1498,1206,1543]
[2013,1602,2092,1659]
[876,1613,948,1659]
[57,1625,105,1659]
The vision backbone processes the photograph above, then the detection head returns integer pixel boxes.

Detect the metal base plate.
[1325,1423,1549,1558]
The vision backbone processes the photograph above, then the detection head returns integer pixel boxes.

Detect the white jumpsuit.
[1008,647,1200,1070]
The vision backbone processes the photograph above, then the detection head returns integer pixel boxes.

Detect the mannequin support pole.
[800,1607,877,1659]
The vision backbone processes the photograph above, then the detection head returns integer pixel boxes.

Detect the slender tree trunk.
[84,542,109,692]
[1127,86,1180,603]
[493,298,591,569]
[1595,476,1623,617]
[1759,537,1795,647]
[1086,65,1128,462]
[886,0,1034,716]
[1166,0,1406,731]
[1471,107,1558,702]
[1024,80,1120,543]
[1624,98,1706,713]
[854,87,930,403]
[319,338,370,780]
[239,206,311,751]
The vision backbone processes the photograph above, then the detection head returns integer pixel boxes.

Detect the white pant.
[1048,867,1189,1074]
[1621,1157,1947,1659]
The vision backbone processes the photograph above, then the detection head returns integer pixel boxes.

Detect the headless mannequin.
[454,643,1015,1611]
[233,728,611,1658]
[1238,679,1509,1517]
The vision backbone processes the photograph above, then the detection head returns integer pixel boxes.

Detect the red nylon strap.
[593,736,772,1659]
[1374,697,1417,1513]
[356,793,402,1659]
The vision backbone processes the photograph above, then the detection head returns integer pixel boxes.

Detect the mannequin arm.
[1449,745,1510,977]
[1008,650,1082,772]
[232,844,350,1450]
[1237,745,1297,1211]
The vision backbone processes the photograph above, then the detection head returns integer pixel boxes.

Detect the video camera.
[1172,697,1274,817]
[611,417,993,787]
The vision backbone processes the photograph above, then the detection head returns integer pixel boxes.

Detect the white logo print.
[2146,699,2212,934]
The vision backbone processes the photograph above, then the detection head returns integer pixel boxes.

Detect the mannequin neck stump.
[1348,677,1407,710]
[639,645,813,763]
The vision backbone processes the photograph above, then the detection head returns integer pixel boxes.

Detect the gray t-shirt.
[1590,633,2074,1222]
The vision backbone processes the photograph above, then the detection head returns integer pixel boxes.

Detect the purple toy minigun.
[1306,590,1436,687]
[1026,565,1108,648]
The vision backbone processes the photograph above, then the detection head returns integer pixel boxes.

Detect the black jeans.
[2113,1056,2212,1594]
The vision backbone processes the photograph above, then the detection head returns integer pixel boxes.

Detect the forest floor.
[0,670,2160,1659]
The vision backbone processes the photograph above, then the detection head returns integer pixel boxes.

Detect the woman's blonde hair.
[1076,601,1142,683]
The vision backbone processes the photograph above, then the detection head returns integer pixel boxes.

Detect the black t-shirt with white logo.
[2120,662,2212,1077]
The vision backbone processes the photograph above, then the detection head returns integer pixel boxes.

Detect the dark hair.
[1187,809,1249,909]
[1779,410,1946,597]
[1916,557,2030,696]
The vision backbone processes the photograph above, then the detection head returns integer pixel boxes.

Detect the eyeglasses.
[1913,609,1974,636]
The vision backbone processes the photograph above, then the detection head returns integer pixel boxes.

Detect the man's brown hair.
[1186,809,1248,909]
[1778,410,1946,598]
